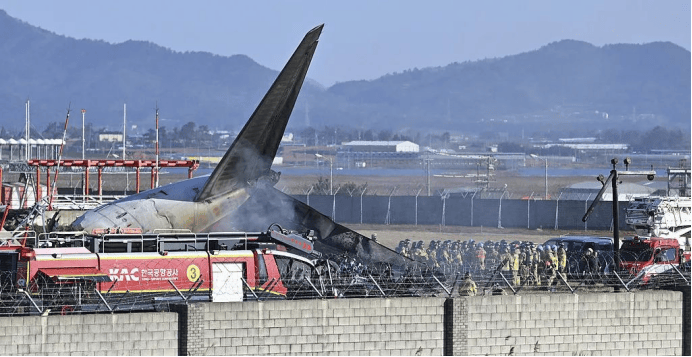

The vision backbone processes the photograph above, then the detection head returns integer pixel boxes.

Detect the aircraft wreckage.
[68,24,413,274]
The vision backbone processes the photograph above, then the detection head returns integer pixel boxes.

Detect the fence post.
[360,188,367,224]
[527,192,534,229]
[584,193,591,231]
[415,188,422,226]
[331,187,341,221]
[306,186,313,206]
[470,191,477,227]
[384,187,397,225]
[441,194,447,226]
[554,192,563,230]
[498,191,507,229]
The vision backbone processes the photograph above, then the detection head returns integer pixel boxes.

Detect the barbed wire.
[0,247,687,317]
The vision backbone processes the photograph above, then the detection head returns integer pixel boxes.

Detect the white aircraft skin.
[72,175,255,233]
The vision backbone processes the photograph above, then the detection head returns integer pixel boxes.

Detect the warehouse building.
[337,141,420,168]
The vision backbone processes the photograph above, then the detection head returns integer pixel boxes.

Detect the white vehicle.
[625,196,691,253]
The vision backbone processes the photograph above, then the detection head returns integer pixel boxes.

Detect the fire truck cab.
[619,236,689,283]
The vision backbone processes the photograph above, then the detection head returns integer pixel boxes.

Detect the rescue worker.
[458,272,477,296]
[500,247,512,282]
[395,241,405,255]
[520,245,531,284]
[581,248,599,277]
[557,243,567,274]
[454,244,464,267]
[476,243,486,270]
[512,248,521,286]
[413,242,428,263]
[545,248,557,286]
[441,244,452,271]
[533,245,544,286]
[487,244,499,271]
[531,245,541,286]
[428,241,439,268]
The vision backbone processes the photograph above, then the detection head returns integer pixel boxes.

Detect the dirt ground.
[343,223,619,250]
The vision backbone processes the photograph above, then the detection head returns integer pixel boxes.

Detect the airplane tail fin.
[196,24,323,202]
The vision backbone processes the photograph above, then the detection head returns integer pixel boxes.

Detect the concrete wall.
[0,291,686,356]
[446,290,684,356]
[293,195,626,231]
[176,298,445,356]
[0,312,178,356]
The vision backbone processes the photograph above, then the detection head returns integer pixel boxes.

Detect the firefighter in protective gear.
[520,246,531,284]
[512,248,521,286]
[557,243,567,274]
[442,243,453,267]
[476,244,486,270]
[532,246,542,286]
[545,249,557,286]
[428,242,439,268]
[455,246,464,266]
[486,245,499,269]
[500,248,511,270]
[413,245,428,263]
[581,247,599,276]
[458,272,477,296]
[498,247,513,284]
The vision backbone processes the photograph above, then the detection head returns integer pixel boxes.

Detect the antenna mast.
[123,103,126,160]
[155,104,159,188]
[25,99,30,161]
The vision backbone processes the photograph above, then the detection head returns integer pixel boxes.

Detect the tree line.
[2,121,687,156]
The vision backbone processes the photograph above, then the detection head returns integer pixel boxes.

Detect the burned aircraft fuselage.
[71,175,250,233]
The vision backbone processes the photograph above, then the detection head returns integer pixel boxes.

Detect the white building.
[340,141,419,153]
[559,181,657,201]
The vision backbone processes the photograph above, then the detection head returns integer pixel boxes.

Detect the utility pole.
[543,158,548,199]
[25,99,30,160]
[583,157,655,269]
[81,109,86,160]
[123,103,127,160]
[155,105,159,188]
[426,158,431,196]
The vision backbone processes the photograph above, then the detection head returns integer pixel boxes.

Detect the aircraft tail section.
[196,24,323,202]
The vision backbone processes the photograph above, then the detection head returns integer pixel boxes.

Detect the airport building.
[337,141,420,168]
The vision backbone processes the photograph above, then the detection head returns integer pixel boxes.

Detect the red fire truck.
[619,236,690,284]
[0,227,326,314]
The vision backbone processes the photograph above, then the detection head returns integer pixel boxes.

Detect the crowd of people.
[395,238,601,294]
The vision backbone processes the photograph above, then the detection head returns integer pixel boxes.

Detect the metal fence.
[290,194,627,231]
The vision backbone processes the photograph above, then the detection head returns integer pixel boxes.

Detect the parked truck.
[0,227,328,314]
[619,236,690,284]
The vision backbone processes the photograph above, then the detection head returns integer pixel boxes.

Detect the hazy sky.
[3,1,690,86]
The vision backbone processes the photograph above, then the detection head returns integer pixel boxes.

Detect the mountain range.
[1,10,689,137]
